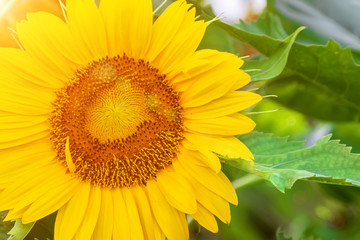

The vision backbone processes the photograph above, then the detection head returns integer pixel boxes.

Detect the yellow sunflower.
[0,0,261,239]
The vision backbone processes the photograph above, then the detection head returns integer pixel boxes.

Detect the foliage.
[0,213,55,240]
[7,220,35,240]
[0,212,13,240]
[200,3,360,122]
[222,132,360,192]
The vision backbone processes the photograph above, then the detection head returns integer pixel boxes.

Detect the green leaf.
[199,4,360,122]
[7,220,35,240]
[244,26,304,81]
[0,212,14,240]
[3,212,55,240]
[266,39,360,122]
[222,132,360,193]
[212,11,288,56]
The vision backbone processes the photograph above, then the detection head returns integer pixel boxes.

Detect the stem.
[153,0,168,15]
[232,174,262,190]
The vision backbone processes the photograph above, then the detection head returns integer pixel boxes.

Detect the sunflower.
[0,0,261,239]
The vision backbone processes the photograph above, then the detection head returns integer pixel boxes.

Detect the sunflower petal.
[147,0,206,74]
[122,188,144,240]
[157,170,197,214]
[0,48,65,88]
[185,133,254,161]
[3,166,68,213]
[91,188,113,240]
[185,175,231,224]
[179,51,250,108]
[21,177,79,223]
[112,189,131,240]
[54,183,91,240]
[185,113,256,136]
[146,180,188,240]
[100,0,152,59]
[185,91,262,119]
[0,164,61,211]
[132,186,157,240]
[191,203,218,233]
[74,186,101,240]
[174,158,238,205]
[16,12,83,78]
[4,206,29,221]
[180,142,221,173]
[66,0,108,59]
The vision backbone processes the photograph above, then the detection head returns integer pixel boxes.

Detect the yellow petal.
[154,221,165,240]
[174,159,238,205]
[170,49,222,82]
[0,47,64,88]
[0,163,60,211]
[0,147,53,179]
[100,0,152,59]
[197,192,231,224]
[0,79,54,116]
[65,137,76,173]
[66,0,108,59]
[0,136,53,158]
[16,12,82,79]
[179,51,250,108]
[74,186,101,240]
[191,203,218,233]
[146,180,188,240]
[147,0,206,74]
[0,99,50,116]
[112,189,131,240]
[181,142,221,173]
[0,123,48,143]
[0,114,46,129]
[185,113,256,136]
[132,185,157,240]
[6,166,68,212]
[91,188,113,240]
[0,131,49,150]
[185,91,262,119]
[122,187,144,240]
[54,183,91,240]
[157,170,197,214]
[185,133,254,161]
[21,177,79,223]
[4,206,29,221]
[186,177,231,224]
[0,51,56,116]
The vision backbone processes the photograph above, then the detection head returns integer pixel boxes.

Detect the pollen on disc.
[49,55,184,188]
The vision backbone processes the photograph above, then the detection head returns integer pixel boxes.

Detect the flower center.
[49,55,184,188]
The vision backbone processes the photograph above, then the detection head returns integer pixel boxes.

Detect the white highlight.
[206,0,266,23]
[0,0,16,22]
